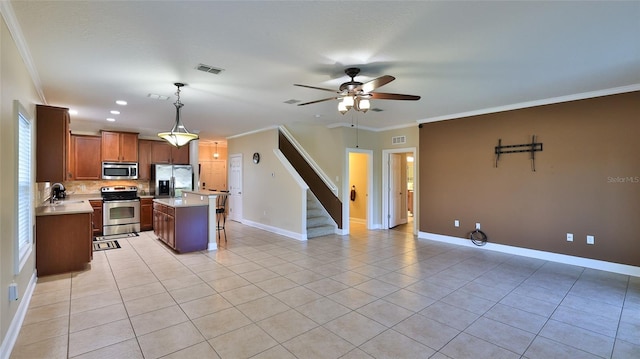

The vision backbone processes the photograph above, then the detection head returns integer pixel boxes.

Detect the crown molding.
[419,84,640,124]
[0,1,46,103]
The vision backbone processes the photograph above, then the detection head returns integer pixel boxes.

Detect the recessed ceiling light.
[110,110,120,115]
[106,118,116,122]
[69,109,78,115]
[115,100,127,106]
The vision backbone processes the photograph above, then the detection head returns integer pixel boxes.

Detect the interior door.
[228,154,243,222]
[389,153,401,228]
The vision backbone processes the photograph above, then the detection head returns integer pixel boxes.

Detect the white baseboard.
[0,271,37,359]
[419,232,640,277]
[242,219,307,241]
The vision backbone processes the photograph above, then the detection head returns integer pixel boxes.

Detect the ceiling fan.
[294,67,420,114]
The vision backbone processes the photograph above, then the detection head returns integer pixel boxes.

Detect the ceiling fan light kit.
[158,82,199,147]
[294,67,420,115]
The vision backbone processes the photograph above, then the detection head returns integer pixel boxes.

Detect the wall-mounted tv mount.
[495,135,543,172]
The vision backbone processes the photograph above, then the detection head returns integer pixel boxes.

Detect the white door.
[228,154,243,222]
[389,153,401,228]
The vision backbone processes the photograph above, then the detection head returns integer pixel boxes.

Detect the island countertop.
[153,197,209,208]
[182,190,228,197]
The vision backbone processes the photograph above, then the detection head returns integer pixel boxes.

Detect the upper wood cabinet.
[171,145,190,165]
[36,105,70,183]
[69,135,101,180]
[138,139,153,180]
[101,131,138,162]
[150,141,172,164]
[150,140,190,165]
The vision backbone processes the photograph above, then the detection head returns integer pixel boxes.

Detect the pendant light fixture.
[213,141,219,159]
[158,82,199,147]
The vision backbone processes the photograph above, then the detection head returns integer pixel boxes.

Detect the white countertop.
[153,197,208,208]
[36,198,94,216]
[182,190,228,197]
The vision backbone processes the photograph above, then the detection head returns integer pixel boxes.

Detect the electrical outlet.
[587,235,595,245]
[475,223,481,230]
[566,233,573,242]
[454,220,460,227]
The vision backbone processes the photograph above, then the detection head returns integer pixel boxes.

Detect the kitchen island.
[35,199,94,276]
[152,196,209,253]
[182,190,229,251]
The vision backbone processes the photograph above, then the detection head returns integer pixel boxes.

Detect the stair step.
[307,216,332,227]
[307,225,335,239]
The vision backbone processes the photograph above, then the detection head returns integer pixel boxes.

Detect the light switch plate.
[454,220,460,227]
[587,235,595,245]
[566,233,573,242]
[475,223,481,230]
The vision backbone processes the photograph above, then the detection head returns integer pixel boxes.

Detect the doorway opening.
[343,148,374,235]
[382,148,417,234]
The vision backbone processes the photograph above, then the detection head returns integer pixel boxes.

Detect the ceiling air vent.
[284,99,301,105]
[392,135,406,145]
[370,108,383,112]
[196,63,224,74]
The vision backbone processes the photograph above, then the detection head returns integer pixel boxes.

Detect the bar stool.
[216,192,228,242]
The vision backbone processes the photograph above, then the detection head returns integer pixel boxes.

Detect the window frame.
[15,100,34,274]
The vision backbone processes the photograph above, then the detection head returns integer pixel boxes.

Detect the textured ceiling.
[8,1,640,142]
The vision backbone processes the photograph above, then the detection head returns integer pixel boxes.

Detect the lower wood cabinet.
[36,213,92,276]
[153,202,207,253]
[140,198,153,231]
[89,200,102,237]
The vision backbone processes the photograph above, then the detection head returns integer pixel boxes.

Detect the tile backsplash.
[63,180,151,195]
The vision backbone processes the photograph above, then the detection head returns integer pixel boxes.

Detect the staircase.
[307,190,336,239]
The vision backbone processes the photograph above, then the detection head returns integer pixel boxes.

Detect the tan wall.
[227,128,303,234]
[1,15,42,347]
[419,91,640,266]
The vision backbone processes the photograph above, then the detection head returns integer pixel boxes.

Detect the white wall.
[0,11,42,357]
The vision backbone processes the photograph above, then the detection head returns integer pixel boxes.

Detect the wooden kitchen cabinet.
[36,105,70,183]
[151,141,190,164]
[171,145,190,164]
[89,200,103,236]
[36,213,92,276]
[138,140,153,180]
[69,135,102,180]
[153,202,206,252]
[101,130,138,162]
[140,198,153,231]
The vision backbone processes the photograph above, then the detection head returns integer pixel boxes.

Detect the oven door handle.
[103,199,140,204]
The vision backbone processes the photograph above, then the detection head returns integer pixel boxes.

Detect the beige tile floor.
[10,221,640,359]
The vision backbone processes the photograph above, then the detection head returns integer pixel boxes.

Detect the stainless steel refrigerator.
[151,164,193,197]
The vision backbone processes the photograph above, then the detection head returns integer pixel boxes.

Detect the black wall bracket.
[495,135,543,171]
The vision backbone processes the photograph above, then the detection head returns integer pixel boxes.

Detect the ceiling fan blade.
[370,92,421,101]
[294,84,339,93]
[358,75,395,93]
[297,96,340,106]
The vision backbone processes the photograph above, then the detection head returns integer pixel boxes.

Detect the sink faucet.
[50,183,65,203]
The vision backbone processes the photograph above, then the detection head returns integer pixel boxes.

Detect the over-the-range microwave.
[102,162,138,180]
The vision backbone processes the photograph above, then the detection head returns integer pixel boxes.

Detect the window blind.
[18,112,32,262]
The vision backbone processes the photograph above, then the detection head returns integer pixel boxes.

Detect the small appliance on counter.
[52,183,66,200]
[151,164,193,197]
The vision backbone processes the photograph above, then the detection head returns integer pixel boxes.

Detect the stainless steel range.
[101,186,140,235]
